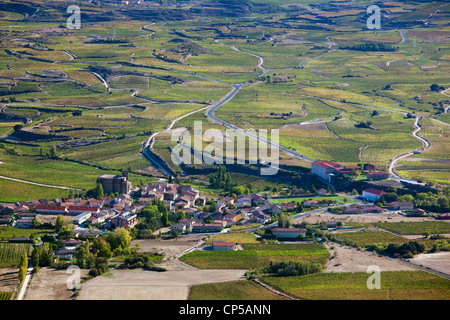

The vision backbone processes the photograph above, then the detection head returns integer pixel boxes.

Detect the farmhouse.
[54,248,76,260]
[311,160,360,183]
[387,202,414,211]
[170,223,186,233]
[251,211,271,225]
[361,188,386,202]
[272,228,306,238]
[15,217,34,229]
[192,223,223,233]
[438,213,450,220]
[223,214,241,225]
[304,200,319,207]
[343,205,383,214]
[279,202,297,210]
[367,171,390,181]
[212,241,235,251]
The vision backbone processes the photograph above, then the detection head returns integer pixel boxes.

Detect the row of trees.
[263,261,323,277]
[341,42,395,52]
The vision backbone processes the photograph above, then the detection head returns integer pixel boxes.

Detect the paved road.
[388,117,429,185]
[0,174,78,190]
[205,83,315,163]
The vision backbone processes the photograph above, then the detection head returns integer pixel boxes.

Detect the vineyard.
[261,270,450,300]
[0,243,32,268]
[189,280,288,300]
[374,221,450,235]
[180,243,330,269]
[0,291,13,300]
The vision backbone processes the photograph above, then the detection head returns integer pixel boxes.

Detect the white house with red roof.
[311,160,359,183]
[362,188,387,202]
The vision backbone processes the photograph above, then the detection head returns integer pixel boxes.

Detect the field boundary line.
[253,278,301,300]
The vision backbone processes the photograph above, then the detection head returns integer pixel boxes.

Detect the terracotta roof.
[35,205,67,211]
[312,160,342,169]
[363,188,387,196]
[272,228,306,233]
[212,241,235,246]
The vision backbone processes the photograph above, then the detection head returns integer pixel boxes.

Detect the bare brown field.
[0,267,19,296]
[24,267,90,300]
[77,269,247,300]
[408,252,450,276]
[295,211,435,225]
[323,243,415,273]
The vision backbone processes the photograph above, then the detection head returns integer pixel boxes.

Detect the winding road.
[134,26,435,186]
[388,116,430,185]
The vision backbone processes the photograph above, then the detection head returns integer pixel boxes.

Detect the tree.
[18,252,28,283]
[92,183,104,199]
[55,215,64,233]
[31,247,40,269]
[94,237,112,258]
[105,228,132,251]
[49,146,57,159]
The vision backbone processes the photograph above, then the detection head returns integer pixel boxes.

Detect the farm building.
[367,171,390,181]
[35,205,68,215]
[170,223,186,233]
[272,228,306,238]
[72,212,92,225]
[192,223,223,233]
[387,202,414,211]
[279,202,297,210]
[361,188,386,202]
[67,206,100,216]
[311,160,360,183]
[437,213,450,220]
[212,241,236,251]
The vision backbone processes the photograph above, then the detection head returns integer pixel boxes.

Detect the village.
[1,159,448,265]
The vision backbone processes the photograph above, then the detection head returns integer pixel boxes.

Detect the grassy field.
[0,178,70,203]
[261,270,450,300]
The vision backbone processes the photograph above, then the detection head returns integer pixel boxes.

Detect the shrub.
[89,269,98,277]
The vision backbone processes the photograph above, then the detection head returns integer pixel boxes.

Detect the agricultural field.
[0,242,32,268]
[269,195,356,205]
[180,243,330,269]
[330,230,408,247]
[205,232,259,245]
[189,279,288,300]
[261,270,450,300]
[374,221,450,236]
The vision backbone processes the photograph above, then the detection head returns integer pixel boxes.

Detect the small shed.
[212,241,235,251]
